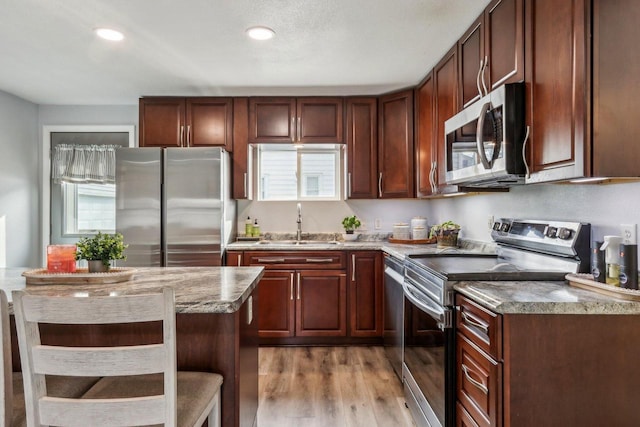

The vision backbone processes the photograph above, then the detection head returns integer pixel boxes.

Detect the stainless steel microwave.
[444,82,526,188]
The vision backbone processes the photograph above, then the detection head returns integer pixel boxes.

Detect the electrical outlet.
[487,215,495,230]
[374,218,382,230]
[621,223,637,244]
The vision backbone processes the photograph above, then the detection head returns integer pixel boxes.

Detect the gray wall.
[0,90,39,267]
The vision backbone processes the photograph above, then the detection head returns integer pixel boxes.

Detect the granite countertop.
[454,280,640,315]
[0,266,264,314]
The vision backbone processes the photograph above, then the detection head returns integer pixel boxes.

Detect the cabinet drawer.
[456,401,480,427]
[457,333,502,427]
[456,294,502,360]
[244,251,346,269]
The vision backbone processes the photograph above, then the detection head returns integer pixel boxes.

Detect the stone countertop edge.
[0,266,264,315]
[454,280,640,315]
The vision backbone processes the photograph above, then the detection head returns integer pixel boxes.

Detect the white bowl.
[342,233,359,241]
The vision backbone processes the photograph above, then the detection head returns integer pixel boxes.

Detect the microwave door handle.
[476,102,493,169]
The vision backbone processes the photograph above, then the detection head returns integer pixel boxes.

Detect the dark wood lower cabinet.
[349,251,383,337]
[257,270,295,338]
[456,294,640,426]
[296,270,347,336]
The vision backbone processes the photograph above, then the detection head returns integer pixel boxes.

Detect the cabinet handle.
[461,311,489,334]
[291,117,296,142]
[297,272,301,300]
[243,172,248,198]
[351,254,356,282]
[290,273,294,300]
[237,254,242,266]
[431,161,438,194]
[305,258,334,263]
[461,364,488,395]
[378,173,383,198]
[476,58,484,100]
[522,125,531,179]
[180,125,185,147]
[256,257,286,263]
[347,172,352,198]
[481,55,489,97]
[186,125,191,147]
[429,161,435,194]
[297,117,301,142]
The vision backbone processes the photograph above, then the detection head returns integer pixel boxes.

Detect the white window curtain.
[52,144,118,184]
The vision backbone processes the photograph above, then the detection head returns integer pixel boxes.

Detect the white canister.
[410,217,428,230]
[393,223,410,240]
[412,226,428,240]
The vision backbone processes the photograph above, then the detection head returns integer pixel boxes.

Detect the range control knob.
[557,227,573,240]
[546,227,558,238]
[492,222,502,231]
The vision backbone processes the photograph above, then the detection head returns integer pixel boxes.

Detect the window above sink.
[254,144,343,201]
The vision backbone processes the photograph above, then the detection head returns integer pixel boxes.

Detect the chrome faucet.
[296,203,302,241]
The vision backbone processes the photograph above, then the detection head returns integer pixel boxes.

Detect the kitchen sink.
[255,240,341,246]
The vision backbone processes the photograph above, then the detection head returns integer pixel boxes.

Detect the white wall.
[237,199,431,234]
[0,90,39,267]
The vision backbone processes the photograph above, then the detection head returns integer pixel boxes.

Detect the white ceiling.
[0,0,490,105]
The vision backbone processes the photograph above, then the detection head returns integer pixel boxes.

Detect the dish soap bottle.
[252,219,260,238]
[601,235,623,286]
[245,216,253,237]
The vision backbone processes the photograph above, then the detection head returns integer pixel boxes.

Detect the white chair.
[12,287,222,427]
[1,289,102,427]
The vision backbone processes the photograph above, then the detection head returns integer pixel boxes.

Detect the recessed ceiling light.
[95,28,125,42]
[246,26,275,41]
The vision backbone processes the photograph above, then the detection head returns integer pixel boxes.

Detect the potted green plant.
[341,215,362,241]
[75,232,127,272]
[429,220,461,248]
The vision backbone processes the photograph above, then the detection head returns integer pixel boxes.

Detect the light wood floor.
[257,346,416,427]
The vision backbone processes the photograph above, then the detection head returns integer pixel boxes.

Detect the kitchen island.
[0,266,264,427]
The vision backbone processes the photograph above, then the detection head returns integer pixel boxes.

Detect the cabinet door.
[349,251,382,337]
[248,97,296,143]
[377,90,415,198]
[346,97,378,199]
[525,0,588,183]
[225,250,243,267]
[186,97,233,150]
[415,73,436,198]
[232,98,253,200]
[433,46,460,194]
[139,98,185,147]
[457,333,502,427]
[485,0,524,90]
[258,270,296,338]
[459,16,485,109]
[296,270,347,337]
[297,97,344,143]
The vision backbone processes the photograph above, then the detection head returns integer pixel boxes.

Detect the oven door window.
[404,298,446,426]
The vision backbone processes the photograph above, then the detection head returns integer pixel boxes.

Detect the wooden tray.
[22,268,136,286]
[388,237,437,244]
[566,273,640,301]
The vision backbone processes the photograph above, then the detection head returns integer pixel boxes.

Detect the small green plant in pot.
[429,220,461,248]
[341,215,362,241]
[75,232,127,272]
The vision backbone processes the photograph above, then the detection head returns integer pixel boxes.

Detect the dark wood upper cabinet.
[524,0,588,182]
[346,98,378,199]
[232,98,252,200]
[248,97,343,144]
[377,89,415,198]
[459,0,524,109]
[433,46,459,194]
[415,73,436,198]
[139,97,233,150]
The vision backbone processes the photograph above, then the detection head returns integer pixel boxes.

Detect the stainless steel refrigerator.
[115,147,236,267]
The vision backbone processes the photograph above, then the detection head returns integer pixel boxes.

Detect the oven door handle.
[403,281,450,330]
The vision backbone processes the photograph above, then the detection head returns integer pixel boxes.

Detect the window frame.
[255,144,343,202]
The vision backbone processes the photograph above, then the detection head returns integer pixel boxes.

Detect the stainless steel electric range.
[401,218,591,427]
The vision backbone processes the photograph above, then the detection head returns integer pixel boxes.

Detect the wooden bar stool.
[12,288,222,427]
[1,290,101,427]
